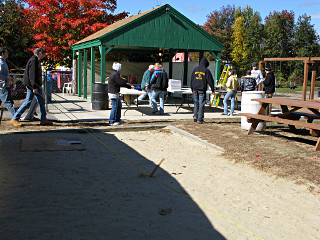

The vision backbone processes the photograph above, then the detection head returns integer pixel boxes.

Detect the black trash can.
[92,83,109,110]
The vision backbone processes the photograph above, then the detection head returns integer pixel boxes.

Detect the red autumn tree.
[24,0,128,66]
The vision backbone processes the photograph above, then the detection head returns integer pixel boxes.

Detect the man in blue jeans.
[11,48,53,127]
[108,62,134,126]
[135,64,154,105]
[190,57,215,124]
[0,47,16,116]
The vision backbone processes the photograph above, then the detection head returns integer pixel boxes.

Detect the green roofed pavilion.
[71,4,223,98]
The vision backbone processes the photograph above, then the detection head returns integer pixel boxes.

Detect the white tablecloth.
[120,88,144,95]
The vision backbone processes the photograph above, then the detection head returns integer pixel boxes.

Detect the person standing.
[223,69,239,116]
[263,66,276,115]
[0,47,16,116]
[108,62,134,126]
[240,70,256,92]
[135,64,154,105]
[11,48,52,127]
[149,63,168,115]
[251,62,264,90]
[191,57,215,123]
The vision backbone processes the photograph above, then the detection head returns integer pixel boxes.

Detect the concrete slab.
[48,93,240,122]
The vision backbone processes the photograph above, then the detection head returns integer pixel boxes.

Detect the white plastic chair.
[62,82,73,96]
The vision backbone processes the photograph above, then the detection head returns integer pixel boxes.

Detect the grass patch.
[275,86,318,93]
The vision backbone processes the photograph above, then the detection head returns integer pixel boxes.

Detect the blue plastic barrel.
[46,73,52,102]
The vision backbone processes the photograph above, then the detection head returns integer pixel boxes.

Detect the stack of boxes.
[167,79,182,91]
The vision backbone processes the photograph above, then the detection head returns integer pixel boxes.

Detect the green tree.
[231,12,248,70]
[293,14,320,57]
[0,0,34,68]
[263,10,295,58]
[232,6,263,72]
[291,14,320,79]
[241,6,264,66]
[203,5,236,62]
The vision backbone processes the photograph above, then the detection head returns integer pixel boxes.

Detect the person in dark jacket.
[240,70,256,91]
[263,66,275,115]
[149,63,168,114]
[108,62,134,126]
[190,57,215,123]
[11,48,52,127]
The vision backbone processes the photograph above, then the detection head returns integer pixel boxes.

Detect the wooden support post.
[83,49,88,99]
[169,49,173,79]
[248,120,259,135]
[314,138,320,151]
[302,61,309,101]
[183,51,188,86]
[199,51,204,62]
[77,50,82,97]
[149,158,165,177]
[90,47,95,102]
[72,50,77,95]
[214,52,221,86]
[310,63,317,100]
[99,46,114,84]
[99,45,106,83]
[258,61,265,91]
[209,51,221,86]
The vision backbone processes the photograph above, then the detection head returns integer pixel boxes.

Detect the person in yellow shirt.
[222,69,238,116]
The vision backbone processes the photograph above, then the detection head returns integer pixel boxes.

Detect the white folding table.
[120,88,145,115]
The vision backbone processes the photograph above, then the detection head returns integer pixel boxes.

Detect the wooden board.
[20,137,85,152]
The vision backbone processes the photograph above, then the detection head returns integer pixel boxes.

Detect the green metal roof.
[71,4,223,52]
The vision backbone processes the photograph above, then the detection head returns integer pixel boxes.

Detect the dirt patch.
[172,119,320,191]
[1,117,319,192]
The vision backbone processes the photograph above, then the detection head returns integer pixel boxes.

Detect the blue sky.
[114,0,320,36]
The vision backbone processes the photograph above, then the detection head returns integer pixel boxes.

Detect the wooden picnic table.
[239,97,320,151]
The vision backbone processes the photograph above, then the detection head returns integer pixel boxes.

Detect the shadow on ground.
[0,129,226,239]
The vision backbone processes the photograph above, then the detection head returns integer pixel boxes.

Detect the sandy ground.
[0,126,319,240]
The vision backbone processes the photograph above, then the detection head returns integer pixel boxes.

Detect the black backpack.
[152,72,168,91]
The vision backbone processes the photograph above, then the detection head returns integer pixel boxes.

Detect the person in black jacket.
[191,57,215,124]
[11,48,52,127]
[108,62,134,126]
[149,63,168,114]
[263,66,275,115]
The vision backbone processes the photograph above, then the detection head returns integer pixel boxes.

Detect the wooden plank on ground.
[20,137,85,152]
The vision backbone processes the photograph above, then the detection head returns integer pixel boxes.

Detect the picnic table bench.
[239,97,320,151]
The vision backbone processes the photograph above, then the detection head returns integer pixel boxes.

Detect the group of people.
[0,47,52,127]
[2,49,275,127]
[223,62,276,116]
[107,62,169,125]
[109,59,215,126]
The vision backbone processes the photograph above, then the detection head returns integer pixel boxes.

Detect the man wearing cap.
[108,62,134,126]
[251,62,264,90]
[263,66,275,115]
[135,64,154,106]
